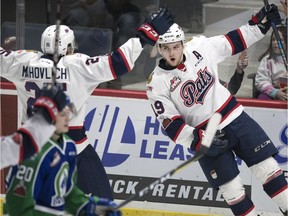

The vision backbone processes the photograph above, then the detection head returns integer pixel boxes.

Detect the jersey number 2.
[25,82,67,117]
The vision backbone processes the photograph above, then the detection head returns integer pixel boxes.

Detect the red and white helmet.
[157,23,185,45]
[41,25,75,56]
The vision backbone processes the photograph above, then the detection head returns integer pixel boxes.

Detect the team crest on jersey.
[13,181,27,197]
[180,67,214,106]
[170,76,181,92]
[210,170,217,179]
[50,152,61,167]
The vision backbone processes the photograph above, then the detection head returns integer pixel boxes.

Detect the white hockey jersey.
[146,23,265,148]
[1,114,55,169]
[1,37,143,152]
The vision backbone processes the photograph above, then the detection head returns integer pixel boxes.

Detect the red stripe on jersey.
[224,34,234,55]
[69,125,83,130]
[270,185,288,198]
[18,128,39,162]
[173,123,185,143]
[75,137,88,144]
[108,54,117,79]
[237,29,247,50]
[217,101,241,122]
[118,48,131,72]
[196,96,240,129]
[171,115,182,120]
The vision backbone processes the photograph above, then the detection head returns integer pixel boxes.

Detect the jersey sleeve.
[0,114,55,169]
[18,114,55,160]
[146,74,195,149]
[64,183,90,215]
[0,47,42,82]
[189,23,264,65]
[64,37,143,86]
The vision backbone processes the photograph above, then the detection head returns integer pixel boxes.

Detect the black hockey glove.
[191,129,229,157]
[136,6,174,46]
[33,83,69,124]
[249,4,281,34]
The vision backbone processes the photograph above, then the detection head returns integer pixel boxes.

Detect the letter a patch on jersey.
[170,76,181,92]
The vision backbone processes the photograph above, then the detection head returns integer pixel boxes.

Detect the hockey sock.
[229,194,256,216]
[263,172,288,213]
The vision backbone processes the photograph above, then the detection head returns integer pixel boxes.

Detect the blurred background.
[1,0,286,97]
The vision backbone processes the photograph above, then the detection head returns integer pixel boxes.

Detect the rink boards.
[0,85,287,216]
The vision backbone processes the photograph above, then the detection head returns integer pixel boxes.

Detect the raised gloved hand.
[33,83,70,124]
[137,6,174,46]
[249,4,281,34]
[191,129,229,157]
[86,197,122,216]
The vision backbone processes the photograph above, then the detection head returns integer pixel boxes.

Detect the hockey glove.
[86,197,122,216]
[191,129,229,157]
[33,83,70,124]
[137,6,174,46]
[249,4,281,34]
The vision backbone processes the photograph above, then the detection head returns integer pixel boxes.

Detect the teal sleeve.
[269,88,279,98]
[64,185,90,216]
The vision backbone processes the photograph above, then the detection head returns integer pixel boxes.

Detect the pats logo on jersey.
[180,67,214,106]
[170,76,181,92]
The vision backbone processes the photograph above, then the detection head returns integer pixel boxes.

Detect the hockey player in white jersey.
[146,4,288,216]
[0,7,174,199]
[0,84,68,169]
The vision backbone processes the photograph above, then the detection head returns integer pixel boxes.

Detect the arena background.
[1,0,287,215]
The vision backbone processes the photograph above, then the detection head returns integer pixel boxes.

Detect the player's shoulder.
[63,134,77,152]
[62,53,90,65]
[147,66,172,91]
[64,53,89,60]
[185,35,207,46]
[12,49,43,62]
[15,49,42,56]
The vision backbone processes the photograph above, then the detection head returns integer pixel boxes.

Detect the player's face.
[54,107,72,134]
[159,42,184,67]
[272,31,285,55]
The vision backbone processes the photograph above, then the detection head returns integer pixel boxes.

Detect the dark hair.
[258,25,287,62]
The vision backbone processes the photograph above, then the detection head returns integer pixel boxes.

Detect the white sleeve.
[0,47,42,82]
[1,134,21,169]
[18,114,55,149]
[0,114,55,169]
[63,37,144,85]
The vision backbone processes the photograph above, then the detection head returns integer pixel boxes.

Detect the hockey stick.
[52,0,62,85]
[263,0,288,70]
[110,112,222,211]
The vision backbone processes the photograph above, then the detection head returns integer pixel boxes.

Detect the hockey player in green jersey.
[4,84,121,216]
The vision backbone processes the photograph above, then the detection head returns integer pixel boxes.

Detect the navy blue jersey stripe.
[225,29,247,55]
[110,49,130,77]
[165,117,186,142]
[199,96,240,130]
[67,126,87,143]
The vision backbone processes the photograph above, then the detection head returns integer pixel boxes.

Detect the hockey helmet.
[157,23,185,45]
[41,25,75,56]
